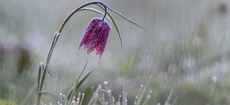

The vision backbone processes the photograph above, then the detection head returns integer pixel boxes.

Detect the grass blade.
[88,85,102,105]
[136,75,152,105]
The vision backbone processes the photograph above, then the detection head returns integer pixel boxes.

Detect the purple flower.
[79,18,111,57]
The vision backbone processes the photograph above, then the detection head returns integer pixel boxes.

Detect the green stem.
[37,1,108,105]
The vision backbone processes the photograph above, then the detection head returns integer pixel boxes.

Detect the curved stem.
[101,4,107,21]
[58,1,107,33]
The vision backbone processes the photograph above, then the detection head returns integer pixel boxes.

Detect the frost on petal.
[79,18,101,48]
[95,22,111,56]
[79,18,111,57]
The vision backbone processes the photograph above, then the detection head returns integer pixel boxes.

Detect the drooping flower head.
[79,18,111,57]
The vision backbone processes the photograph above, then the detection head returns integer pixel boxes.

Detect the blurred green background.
[1,0,230,105]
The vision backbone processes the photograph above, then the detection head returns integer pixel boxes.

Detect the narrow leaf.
[67,59,89,101]
[76,71,92,89]
[76,59,88,84]
[67,71,92,101]
[37,63,45,90]
[45,32,60,77]
[105,5,144,29]
[107,13,122,47]
[66,86,74,101]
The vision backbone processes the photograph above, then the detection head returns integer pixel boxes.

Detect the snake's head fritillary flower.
[79,18,111,57]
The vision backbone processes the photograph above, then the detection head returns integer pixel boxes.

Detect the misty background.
[1,0,230,104]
